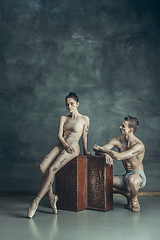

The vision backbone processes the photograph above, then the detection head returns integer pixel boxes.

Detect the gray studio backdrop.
[0,0,160,192]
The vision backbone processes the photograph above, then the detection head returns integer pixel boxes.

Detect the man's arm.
[93,137,119,153]
[102,143,144,161]
[93,138,118,165]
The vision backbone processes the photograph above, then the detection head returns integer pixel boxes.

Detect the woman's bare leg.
[28,146,80,218]
[27,145,62,218]
[39,146,62,195]
[38,148,79,199]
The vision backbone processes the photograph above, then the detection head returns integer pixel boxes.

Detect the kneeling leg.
[126,173,142,212]
[113,176,131,204]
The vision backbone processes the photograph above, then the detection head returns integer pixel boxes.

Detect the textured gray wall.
[0,0,160,192]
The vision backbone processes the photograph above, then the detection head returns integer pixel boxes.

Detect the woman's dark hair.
[65,92,79,102]
[124,115,139,132]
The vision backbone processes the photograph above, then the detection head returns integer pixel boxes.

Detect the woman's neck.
[69,111,81,119]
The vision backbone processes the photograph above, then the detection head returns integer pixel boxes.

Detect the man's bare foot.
[131,197,140,212]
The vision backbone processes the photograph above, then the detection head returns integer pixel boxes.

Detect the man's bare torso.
[116,136,145,172]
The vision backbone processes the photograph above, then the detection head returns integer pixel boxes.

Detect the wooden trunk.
[56,155,87,211]
[56,155,113,212]
[87,155,113,211]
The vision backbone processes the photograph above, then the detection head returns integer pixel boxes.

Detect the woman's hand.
[64,144,75,154]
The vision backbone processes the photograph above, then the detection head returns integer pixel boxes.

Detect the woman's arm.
[82,116,90,155]
[58,116,75,154]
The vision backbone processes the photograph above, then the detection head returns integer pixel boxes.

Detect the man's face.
[66,98,79,113]
[120,121,131,135]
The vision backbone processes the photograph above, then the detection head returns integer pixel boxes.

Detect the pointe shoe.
[49,194,58,214]
[131,198,140,212]
[27,198,40,219]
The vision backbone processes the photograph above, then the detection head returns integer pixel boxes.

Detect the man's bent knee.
[126,175,141,191]
[127,175,135,185]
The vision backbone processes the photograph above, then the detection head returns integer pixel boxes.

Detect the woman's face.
[66,97,79,113]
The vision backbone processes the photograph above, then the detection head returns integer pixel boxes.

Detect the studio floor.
[0,195,160,240]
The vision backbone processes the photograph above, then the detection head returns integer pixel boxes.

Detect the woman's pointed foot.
[49,194,58,214]
[27,197,40,219]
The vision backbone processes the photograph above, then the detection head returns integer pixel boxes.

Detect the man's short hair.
[124,115,139,132]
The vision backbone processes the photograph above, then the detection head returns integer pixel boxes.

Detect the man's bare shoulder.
[132,141,145,153]
[110,136,122,144]
[105,136,122,147]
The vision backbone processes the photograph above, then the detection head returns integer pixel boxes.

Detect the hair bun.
[69,92,76,95]
[65,92,79,102]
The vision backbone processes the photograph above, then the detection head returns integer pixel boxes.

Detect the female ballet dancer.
[27,92,90,218]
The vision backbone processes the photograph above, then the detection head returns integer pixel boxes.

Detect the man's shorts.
[118,170,146,190]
